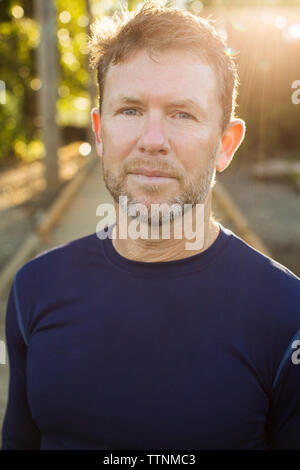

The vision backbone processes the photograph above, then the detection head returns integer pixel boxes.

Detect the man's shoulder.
[221,226,300,374]
[220,224,300,320]
[14,230,104,287]
[222,224,300,286]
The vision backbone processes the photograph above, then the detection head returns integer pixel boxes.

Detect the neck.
[111,192,220,263]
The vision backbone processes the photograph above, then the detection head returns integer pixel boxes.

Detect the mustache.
[122,158,183,179]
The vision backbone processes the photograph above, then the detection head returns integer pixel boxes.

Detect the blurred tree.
[0,0,39,165]
[35,0,60,198]
[55,0,91,128]
[0,0,92,165]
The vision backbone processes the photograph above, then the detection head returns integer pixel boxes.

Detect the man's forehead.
[106,48,216,83]
[104,50,219,107]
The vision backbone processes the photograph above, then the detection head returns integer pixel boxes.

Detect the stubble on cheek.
[101,152,182,200]
[101,142,218,208]
[102,163,178,209]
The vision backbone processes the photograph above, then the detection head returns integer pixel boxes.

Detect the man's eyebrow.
[167,99,207,117]
[113,95,143,105]
[113,95,207,117]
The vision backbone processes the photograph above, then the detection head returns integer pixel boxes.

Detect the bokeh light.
[79,142,92,156]
[77,15,89,28]
[58,86,70,98]
[30,78,42,91]
[288,24,300,40]
[11,5,24,19]
[59,11,71,24]
[57,28,70,42]
[224,47,238,57]
[74,97,90,111]
[62,52,80,71]
[189,1,203,15]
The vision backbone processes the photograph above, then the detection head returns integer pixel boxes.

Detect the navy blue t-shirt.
[2,223,300,450]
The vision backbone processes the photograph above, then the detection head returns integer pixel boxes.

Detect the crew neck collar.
[99,222,232,278]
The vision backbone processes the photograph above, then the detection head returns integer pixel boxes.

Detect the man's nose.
[137,114,171,155]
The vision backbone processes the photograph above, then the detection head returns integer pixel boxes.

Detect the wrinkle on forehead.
[103,48,223,128]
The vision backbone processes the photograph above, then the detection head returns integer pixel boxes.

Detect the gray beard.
[101,145,217,226]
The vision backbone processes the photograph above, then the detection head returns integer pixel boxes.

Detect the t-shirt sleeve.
[1,278,42,450]
[266,329,300,449]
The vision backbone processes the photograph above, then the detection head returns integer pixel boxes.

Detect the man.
[2,2,300,450]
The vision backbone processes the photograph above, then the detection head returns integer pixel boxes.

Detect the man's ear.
[216,119,246,172]
[91,107,103,158]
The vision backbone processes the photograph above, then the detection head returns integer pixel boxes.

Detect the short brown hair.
[88,1,238,132]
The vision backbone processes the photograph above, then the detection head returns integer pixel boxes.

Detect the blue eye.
[122,109,138,116]
[177,112,192,119]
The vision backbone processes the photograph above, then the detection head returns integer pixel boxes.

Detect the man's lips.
[128,168,176,181]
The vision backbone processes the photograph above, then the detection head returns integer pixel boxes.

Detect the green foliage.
[55,0,91,126]
[0,0,92,164]
[0,1,38,164]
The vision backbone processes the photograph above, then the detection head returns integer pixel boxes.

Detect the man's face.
[98,48,223,224]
